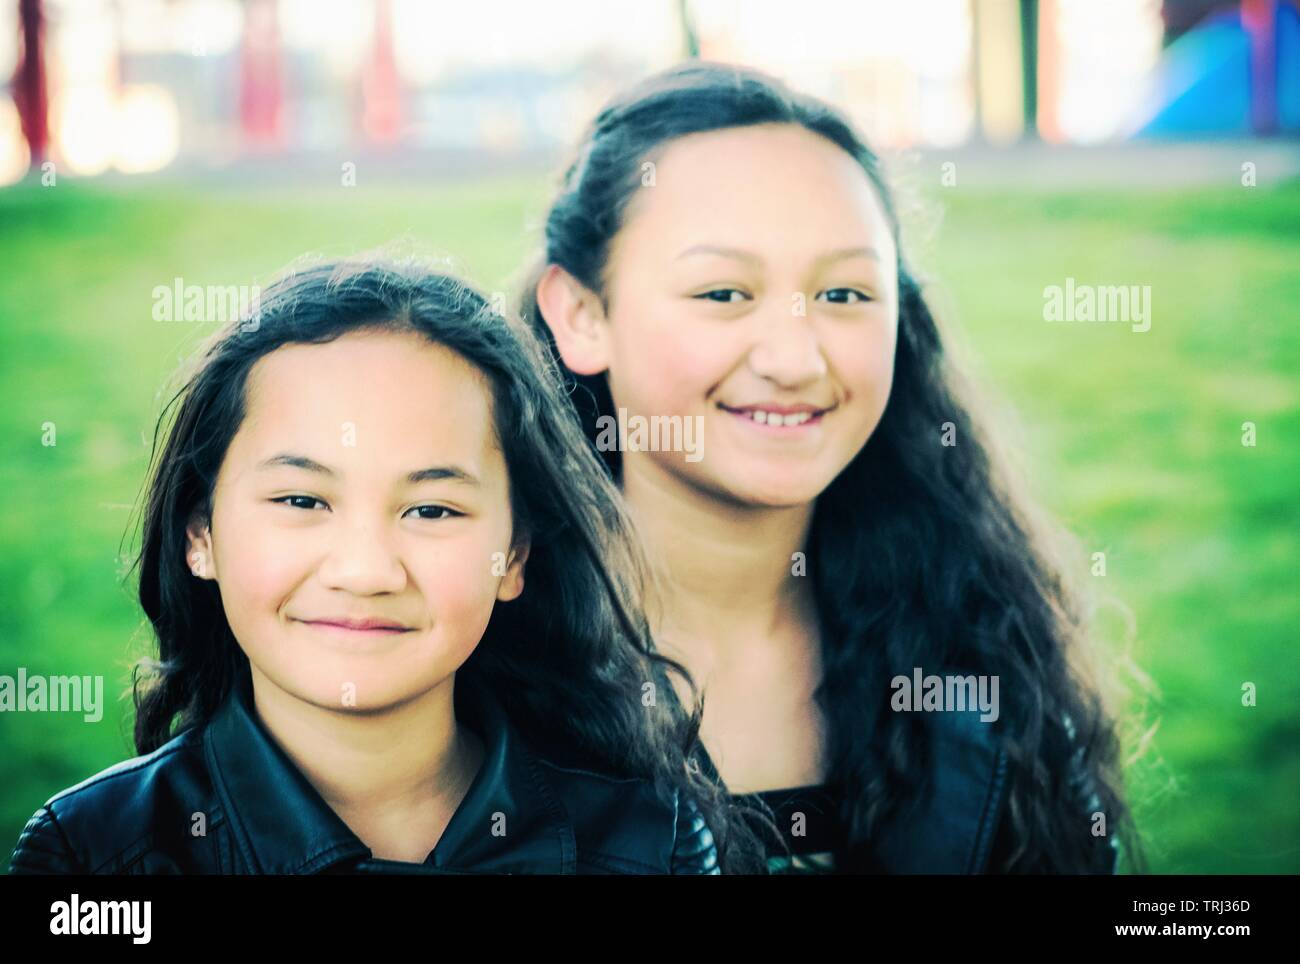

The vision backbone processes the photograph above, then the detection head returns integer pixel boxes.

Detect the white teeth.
[735,409,814,425]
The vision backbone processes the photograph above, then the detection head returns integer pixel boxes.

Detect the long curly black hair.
[518,61,1147,872]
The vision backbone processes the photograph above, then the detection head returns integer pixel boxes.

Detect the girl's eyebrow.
[258,453,336,476]
[813,245,882,267]
[675,244,763,266]
[406,465,480,487]
[257,453,480,487]
[674,244,881,267]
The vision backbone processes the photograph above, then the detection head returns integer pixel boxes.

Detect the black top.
[9,666,720,875]
[669,668,1118,873]
[735,783,843,874]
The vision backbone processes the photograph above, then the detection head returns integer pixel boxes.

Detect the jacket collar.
[204,667,575,874]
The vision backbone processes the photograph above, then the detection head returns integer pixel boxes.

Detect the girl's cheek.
[404,537,512,668]
[615,319,732,412]
[215,504,314,611]
[411,529,519,614]
[831,321,896,395]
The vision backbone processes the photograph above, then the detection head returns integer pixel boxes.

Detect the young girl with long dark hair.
[9,257,755,874]
[523,62,1141,873]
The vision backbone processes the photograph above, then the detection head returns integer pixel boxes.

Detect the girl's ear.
[496,541,530,602]
[534,265,611,376]
[185,515,216,581]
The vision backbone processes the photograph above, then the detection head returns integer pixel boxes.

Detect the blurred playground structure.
[2,0,1298,186]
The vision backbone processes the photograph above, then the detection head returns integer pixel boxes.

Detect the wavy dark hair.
[127,255,766,873]
[519,61,1146,872]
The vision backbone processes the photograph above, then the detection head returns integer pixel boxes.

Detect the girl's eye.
[404,505,463,521]
[694,288,749,304]
[818,288,872,305]
[272,495,327,511]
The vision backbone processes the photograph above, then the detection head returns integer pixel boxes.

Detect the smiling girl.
[523,62,1140,873]
[9,257,751,875]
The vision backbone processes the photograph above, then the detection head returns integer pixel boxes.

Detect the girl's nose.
[316,521,408,596]
[746,309,828,388]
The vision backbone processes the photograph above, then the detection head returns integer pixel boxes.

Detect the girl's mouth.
[294,617,414,635]
[716,402,834,431]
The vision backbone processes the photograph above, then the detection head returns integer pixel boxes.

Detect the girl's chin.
[691,469,828,511]
[286,677,450,714]
[251,655,460,713]
[732,488,823,510]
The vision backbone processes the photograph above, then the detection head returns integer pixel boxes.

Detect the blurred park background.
[1,0,1297,874]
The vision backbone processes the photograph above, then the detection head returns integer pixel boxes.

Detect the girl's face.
[187,329,528,713]
[543,122,899,508]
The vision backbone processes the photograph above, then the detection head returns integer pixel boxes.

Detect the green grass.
[1,173,1296,873]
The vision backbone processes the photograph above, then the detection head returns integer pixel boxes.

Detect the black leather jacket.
[703,704,1119,874]
[8,670,720,875]
[866,707,1119,874]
